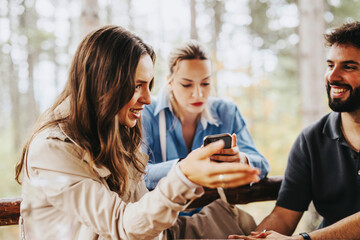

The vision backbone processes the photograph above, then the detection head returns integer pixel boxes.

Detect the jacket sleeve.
[232,105,270,179]
[25,137,204,240]
[145,160,178,190]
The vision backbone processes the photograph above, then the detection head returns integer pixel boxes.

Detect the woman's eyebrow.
[180,76,211,82]
[180,78,194,82]
[136,79,153,84]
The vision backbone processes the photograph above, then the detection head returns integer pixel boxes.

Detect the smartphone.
[203,133,232,149]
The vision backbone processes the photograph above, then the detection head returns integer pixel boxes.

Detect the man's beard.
[327,83,360,112]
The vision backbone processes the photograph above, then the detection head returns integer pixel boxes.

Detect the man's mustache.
[328,82,351,89]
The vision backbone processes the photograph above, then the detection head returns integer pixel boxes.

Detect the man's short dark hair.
[324,21,360,49]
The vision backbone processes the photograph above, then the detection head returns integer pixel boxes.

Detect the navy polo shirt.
[277,112,360,228]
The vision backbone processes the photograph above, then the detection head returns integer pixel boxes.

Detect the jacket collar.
[153,87,220,129]
[53,98,111,178]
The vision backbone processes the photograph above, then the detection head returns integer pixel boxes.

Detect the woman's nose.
[140,88,152,105]
[192,86,203,97]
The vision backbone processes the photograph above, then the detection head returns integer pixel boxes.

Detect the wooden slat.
[0,197,22,226]
[0,176,282,226]
[188,176,282,208]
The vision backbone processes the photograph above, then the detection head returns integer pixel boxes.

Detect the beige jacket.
[20,101,204,240]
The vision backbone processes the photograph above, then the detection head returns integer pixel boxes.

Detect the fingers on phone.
[210,154,238,162]
[197,140,225,158]
[231,134,237,148]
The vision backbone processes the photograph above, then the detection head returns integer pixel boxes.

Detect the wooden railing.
[0,197,22,226]
[0,176,282,227]
[189,176,282,208]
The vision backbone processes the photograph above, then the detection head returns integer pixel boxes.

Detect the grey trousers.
[167,199,256,239]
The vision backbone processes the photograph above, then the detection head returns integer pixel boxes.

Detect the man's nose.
[327,66,342,82]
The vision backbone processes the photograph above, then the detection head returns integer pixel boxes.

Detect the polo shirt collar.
[323,111,342,140]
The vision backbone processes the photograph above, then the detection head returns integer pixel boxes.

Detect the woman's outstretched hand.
[228,230,299,240]
[179,140,260,189]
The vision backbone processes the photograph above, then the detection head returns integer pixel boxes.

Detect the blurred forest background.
[1,0,360,238]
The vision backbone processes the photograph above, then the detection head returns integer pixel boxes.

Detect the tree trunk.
[80,0,100,38]
[8,58,21,151]
[190,0,198,40]
[298,0,326,230]
[299,0,327,127]
[126,0,134,31]
[20,0,39,140]
[210,0,224,96]
[26,52,39,127]
[7,0,21,151]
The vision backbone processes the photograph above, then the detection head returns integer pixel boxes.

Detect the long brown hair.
[15,25,156,194]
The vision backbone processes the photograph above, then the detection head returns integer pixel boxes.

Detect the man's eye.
[344,65,357,70]
[327,64,334,69]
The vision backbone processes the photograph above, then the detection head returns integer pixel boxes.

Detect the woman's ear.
[167,75,172,89]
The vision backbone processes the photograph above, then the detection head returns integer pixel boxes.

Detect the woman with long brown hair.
[15,25,260,239]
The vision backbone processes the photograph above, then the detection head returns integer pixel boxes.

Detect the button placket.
[355,151,360,175]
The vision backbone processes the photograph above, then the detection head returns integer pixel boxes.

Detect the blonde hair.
[167,40,215,123]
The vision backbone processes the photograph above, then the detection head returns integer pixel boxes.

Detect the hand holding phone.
[204,133,247,164]
[178,140,260,189]
[203,133,232,149]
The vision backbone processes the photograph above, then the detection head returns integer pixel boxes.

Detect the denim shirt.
[142,89,270,189]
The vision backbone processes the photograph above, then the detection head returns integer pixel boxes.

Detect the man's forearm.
[255,206,303,236]
[255,214,294,236]
[309,211,360,240]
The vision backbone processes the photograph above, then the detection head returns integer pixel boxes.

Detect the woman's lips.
[191,102,204,107]
[129,108,142,118]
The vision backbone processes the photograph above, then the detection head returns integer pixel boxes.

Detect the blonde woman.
[142,40,270,190]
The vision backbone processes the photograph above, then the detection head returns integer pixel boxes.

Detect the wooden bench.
[0,176,282,227]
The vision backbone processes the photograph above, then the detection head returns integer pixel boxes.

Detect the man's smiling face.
[325,44,360,112]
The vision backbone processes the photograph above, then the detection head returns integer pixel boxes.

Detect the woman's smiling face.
[118,54,154,128]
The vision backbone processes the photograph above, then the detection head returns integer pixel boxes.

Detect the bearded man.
[230,21,360,240]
